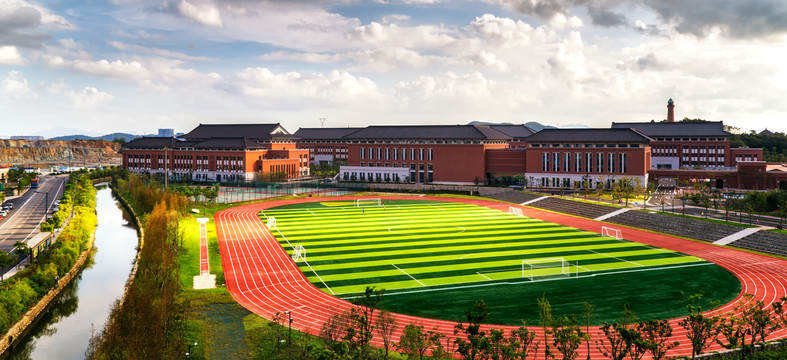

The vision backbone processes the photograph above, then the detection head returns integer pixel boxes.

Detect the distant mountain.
[50,132,140,142]
[467,121,559,131]
[523,122,558,131]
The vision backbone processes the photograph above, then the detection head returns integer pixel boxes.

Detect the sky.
[2,0,787,138]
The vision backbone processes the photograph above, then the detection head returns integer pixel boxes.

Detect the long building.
[121,101,787,190]
[121,123,309,182]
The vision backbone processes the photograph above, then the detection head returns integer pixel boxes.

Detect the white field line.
[307,209,316,216]
[359,262,714,298]
[427,204,447,211]
[587,249,644,267]
[272,220,335,295]
[392,264,426,287]
[476,272,492,280]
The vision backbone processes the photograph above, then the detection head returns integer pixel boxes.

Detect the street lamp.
[186,341,198,359]
[34,190,48,222]
[284,310,293,360]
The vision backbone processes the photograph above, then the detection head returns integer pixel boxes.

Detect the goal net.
[509,206,523,217]
[267,216,277,229]
[292,245,305,262]
[522,258,577,281]
[356,198,382,207]
[601,226,622,240]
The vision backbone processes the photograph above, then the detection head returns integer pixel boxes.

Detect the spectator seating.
[728,231,787,257]
[481,188,544,204]
[529,197,619,220]
[606,210,744,243]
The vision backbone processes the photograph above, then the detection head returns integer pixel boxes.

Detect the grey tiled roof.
[489,125,537,138]
[343,125,513,140]
[610,121,731,137]
[183,123,291,140]
[121,137,183,149]
[525,128,652,143]
[189,138,267,149]
[294,127,363,140]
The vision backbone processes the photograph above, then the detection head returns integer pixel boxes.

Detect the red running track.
[215,196,787,359]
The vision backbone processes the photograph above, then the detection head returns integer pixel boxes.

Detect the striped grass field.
[259,199,742,325]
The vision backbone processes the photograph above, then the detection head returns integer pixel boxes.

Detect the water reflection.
[7,187,138,360]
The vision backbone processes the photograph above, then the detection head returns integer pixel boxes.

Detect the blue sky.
[2,0,787,138]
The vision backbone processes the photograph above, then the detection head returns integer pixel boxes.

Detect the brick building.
[121,124,309,182]
[293,127,362,164]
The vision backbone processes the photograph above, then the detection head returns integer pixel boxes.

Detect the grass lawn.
[263,199,741,325]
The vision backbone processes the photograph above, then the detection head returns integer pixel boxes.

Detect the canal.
[7,186,138,359]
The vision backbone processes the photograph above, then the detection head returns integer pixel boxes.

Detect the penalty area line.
[392,264,426,287]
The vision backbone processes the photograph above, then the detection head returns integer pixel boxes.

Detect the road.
[0,175,68,252]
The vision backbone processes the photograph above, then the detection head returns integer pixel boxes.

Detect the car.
[0,210,6,217]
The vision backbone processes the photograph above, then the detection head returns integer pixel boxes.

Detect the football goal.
[292,245,305,262]
[601,226,622,240]
[268,216,277,229]
[522,258,578,281]
[356,198,382,207]
[509,206,523,217]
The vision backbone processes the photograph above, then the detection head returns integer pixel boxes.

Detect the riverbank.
[0,174,98,358]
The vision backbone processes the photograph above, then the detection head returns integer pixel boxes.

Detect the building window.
[597,153,604,173]
[575,153,581,173]
[419,148,424,161]
[385,148,390,160]
[553,152,560,172]
[402,148,407,161]
[427,148,433,161]
[620,153,627,173]
[542,152,549,172]
[377,148,382,159]
[608,153,615,173]
[411,148,415,161]
[564,153,570,172]
[393,148,398,160]
[410,163,416,182]
[427,164,433,183]
[586,153,592,172]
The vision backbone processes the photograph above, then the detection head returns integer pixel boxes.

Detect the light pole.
[34,190,48,223]
[285,310,293,360]
[186,341,197,359]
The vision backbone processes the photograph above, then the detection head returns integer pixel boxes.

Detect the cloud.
[0,5,51,48]
[67,87,113,109]
[615,52,665,71]
[175,0,223,27]
[108,41,213,61]
[220,67,379,108]
[1,70,37,100]
[494,0,787,38]
[0,45,24,64]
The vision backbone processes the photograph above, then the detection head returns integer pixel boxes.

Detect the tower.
[667,98,675,122]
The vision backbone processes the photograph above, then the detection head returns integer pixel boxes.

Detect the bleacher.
[529,197,619,219]
[728,231,787,257]
[480,188,544,204]
[605,210,745,243]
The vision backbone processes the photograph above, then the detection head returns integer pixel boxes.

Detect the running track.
[215,196,787,359]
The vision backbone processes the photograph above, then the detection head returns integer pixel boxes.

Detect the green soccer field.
[262,199,740,325]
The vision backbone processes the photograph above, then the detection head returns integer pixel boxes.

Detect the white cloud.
[221,67,379,108]
[68,87,114,109]
[0,45,24,65]
[1,70,37,100]
[108,41,213,61]
[176,0,223,27]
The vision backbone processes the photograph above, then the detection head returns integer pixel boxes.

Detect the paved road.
[0,175,68,252]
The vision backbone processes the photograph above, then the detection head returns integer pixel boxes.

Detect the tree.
[596,304,637,360]
[375,310,397,359]
[552,316,588,360]
[738,294,776,346]
[454,300,491,360]
[509,325,539,360]
[583,302,594,360]
[0,251,15,280]
[678,293,721,359]
[14,241,30,265]
[639,320,678,360]
[351,286,386,349]
[398,324,443,360]
[538,294,555,360]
